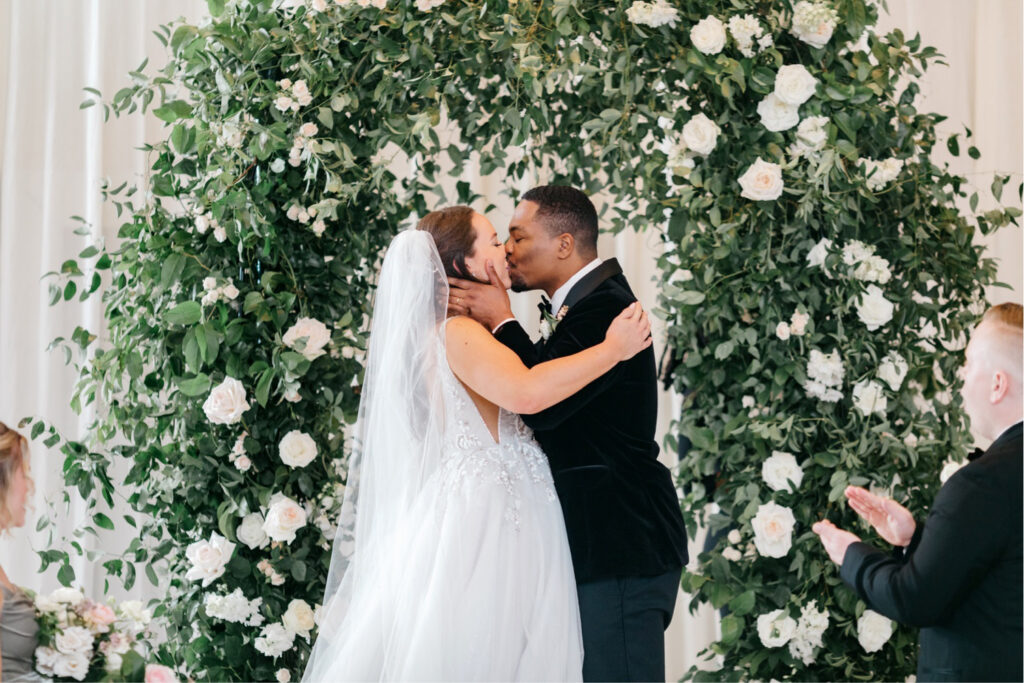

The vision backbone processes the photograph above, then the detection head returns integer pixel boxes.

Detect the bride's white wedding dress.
[303,230,582,682]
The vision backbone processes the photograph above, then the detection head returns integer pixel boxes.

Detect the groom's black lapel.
[561,258,623,313]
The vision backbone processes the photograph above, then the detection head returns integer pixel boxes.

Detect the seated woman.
[0,421,43,682]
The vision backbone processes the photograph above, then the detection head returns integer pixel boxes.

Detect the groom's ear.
[556,233,575,259]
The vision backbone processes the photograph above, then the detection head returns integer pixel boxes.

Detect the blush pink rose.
[85,603,117,631]
[145,664,179,683]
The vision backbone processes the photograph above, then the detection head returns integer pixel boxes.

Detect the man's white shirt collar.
[550,258,602,314]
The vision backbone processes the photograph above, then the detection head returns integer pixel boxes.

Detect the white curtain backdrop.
[0,2,1019,680]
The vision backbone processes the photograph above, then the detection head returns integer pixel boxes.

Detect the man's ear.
[556,233,575,259]
[990,369,1011,404]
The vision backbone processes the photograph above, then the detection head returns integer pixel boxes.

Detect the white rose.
[741,396,755,409]
[806,237,832,269]
[55,626,95,655]
[291,80,312,107]
[939,459,967,484]
[299,122,318,137]
[751,501,796,558]
[263,494,308,543]
[791,0,837,49]
[279,430,318,468]
[757,609,798,647]
[282,599,316,637]
[774,64,818,105]
[790,310,809,336]
[254,623,296,659]
[234,455,252,472]
[775,321,791,340]
[51,587,87,605]
[856,610,894,653]
[274,96,295,113]
[53,651,91,681]
[904,433,919,449]
[105,652,124,673]
[721,547,742,562]
[690,16,726,55]
[311,219,326,237]
[35,646,60,676]
[237,512,270,549]
[276,670,292,683]
[203,276,218,291]
[757,93,800,132]
[738,157,784,201]
[184,533,236,587]
[283,317,331,361]
[855,285,895,331]
[213,226,227,243]
[202,377,250,425]
[270,158,286,173]
[727,529,742,544]
[681,113,720,155]
[878,352,909,390]
[762,451,804,492]
[853,379,888,416]
[195,214,210,234]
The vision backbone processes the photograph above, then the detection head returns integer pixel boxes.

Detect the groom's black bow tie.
[967,447,986,462]
[538,296,552,322]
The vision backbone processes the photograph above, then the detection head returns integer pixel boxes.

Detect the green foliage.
[36,0,1018,680]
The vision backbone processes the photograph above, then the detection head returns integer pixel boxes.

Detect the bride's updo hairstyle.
[416,205,484,283]
[0,421,32,533]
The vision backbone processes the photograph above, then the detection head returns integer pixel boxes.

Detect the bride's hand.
[604,302,652,361]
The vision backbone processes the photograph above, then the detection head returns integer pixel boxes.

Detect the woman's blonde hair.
[0,421,32,532]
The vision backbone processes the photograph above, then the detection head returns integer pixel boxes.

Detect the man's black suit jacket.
[495,272,688,584]
[841,421,1023,682]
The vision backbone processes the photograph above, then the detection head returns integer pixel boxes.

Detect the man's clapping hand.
[844,485,916,547]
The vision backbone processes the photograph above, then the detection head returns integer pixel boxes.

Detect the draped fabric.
[0,2,1020,679]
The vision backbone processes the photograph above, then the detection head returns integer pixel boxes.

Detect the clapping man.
[813,303,1023,682]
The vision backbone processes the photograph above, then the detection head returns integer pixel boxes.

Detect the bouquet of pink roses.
[31,586,174,682]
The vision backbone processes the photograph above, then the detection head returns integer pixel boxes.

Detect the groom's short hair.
[522,186,598,257]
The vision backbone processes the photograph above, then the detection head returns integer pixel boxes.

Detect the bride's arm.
[445,304,650,414]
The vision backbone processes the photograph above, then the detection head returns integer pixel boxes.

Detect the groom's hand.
[812,520,861,566]
[448,260,514,331]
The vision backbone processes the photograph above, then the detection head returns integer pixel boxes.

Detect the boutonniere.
[540,305,570,341]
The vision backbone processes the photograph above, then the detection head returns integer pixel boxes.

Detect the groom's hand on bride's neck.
[447,260,514,331]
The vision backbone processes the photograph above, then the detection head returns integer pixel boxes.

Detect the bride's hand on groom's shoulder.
[604,302,652,361]
[448,260,513,329]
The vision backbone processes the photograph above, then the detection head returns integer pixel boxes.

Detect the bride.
[303,206,651,682]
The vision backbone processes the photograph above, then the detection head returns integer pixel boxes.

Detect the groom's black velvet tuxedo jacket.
[495,267,688,584]
[841,422,1023,682]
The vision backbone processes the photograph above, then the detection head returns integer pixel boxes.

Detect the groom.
[448,185,688,682]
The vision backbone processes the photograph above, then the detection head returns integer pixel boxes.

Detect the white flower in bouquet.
[202,377,250,425]
[775,321,791,340]
[104,652,124,673]
[790,0,838,49]
[53,651,91,681]
[939,458,967,484]
[263,494,308,543]
[857,609,894,652]
[101,631,133,656]
[790,310,809,336]
[625,0,679,28]
[205,588,265,626]
[274,95,298,113]
[117,600,152,632]
[298,122,318,138]
[774,64,818,105]
[270,158,286,173]
[144,663,180,683]
[184,532,236,587]
[255,623,296,658]
[82,602,117,633]
[282,599,316,639]
[738,157,784,201]
[855,285,895,331]
[878,352,909,390]
[804,349,844,402]
[806,237,832,269]
[727,14,764,57]
[757,93,799,132]
[762,451,804,492]
[35,646,60,676]
[50,587,87,606]
[277,670,293,683]
[311,219,326,237]
[238,511,270,549]
[55,625,94,655]
[751,501,796,557]
[727,529,742,544]
[690,16,727,55]
[853,255,892,284]
[853,379,888,416]
[904,433,919,449]
[283,317,331,360]
[279,430,318,468]
[681,113,720,155]
[34,593,62,613]
[756,608,797,647]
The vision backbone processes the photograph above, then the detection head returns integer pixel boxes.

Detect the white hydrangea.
[842,239,874,265]
[790,115,830,158]
[853,379,888,416]
[762,451,804,492]
[625,0,679,28]
[727,14,765,57]
[861,157,905,191]
[853,255,892,284]
[254,623,296,659]
[857,610,894,653]
[204,589,264,626]
[757,609,798,647]
[690,15,727,55]
[878,352,909,390]
[757,93,800,132]
[805,349,844,402]
[790,0,838,49]
[806,237,832,269]
[789,600,830,665]
[855,285,895,331]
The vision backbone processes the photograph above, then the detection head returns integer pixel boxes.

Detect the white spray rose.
[757,93,800,132]
[774,64,818,105]
[237,512,270,549]
[276,670,292,683]
[283,317,331,361]
[681,113,720,155]
[738,157,784,201]
[776,321,791,340]
[254,623,296,658]
[690,16,727,55]
[762,451,804,492]
[270,158,286,173]
[279,430,318,468]
[727,529,742,544]
[790,310,809,336]
[857,610,894,653]
[53,652,91,681]
[751,501,796,558]
[878,352,909,390]
[791,115,830,157]
[853,379,888,416]
[282,599,316,637]
[721,547,742,562]
[263,494,308,543]
[202,377,250,425]
[855,285,895,331]
[185,533,236,587]
[757,609,798,647]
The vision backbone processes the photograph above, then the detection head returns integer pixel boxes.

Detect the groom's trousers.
[577,568,681,682]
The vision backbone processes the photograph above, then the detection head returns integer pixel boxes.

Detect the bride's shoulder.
[444,315,488,338]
